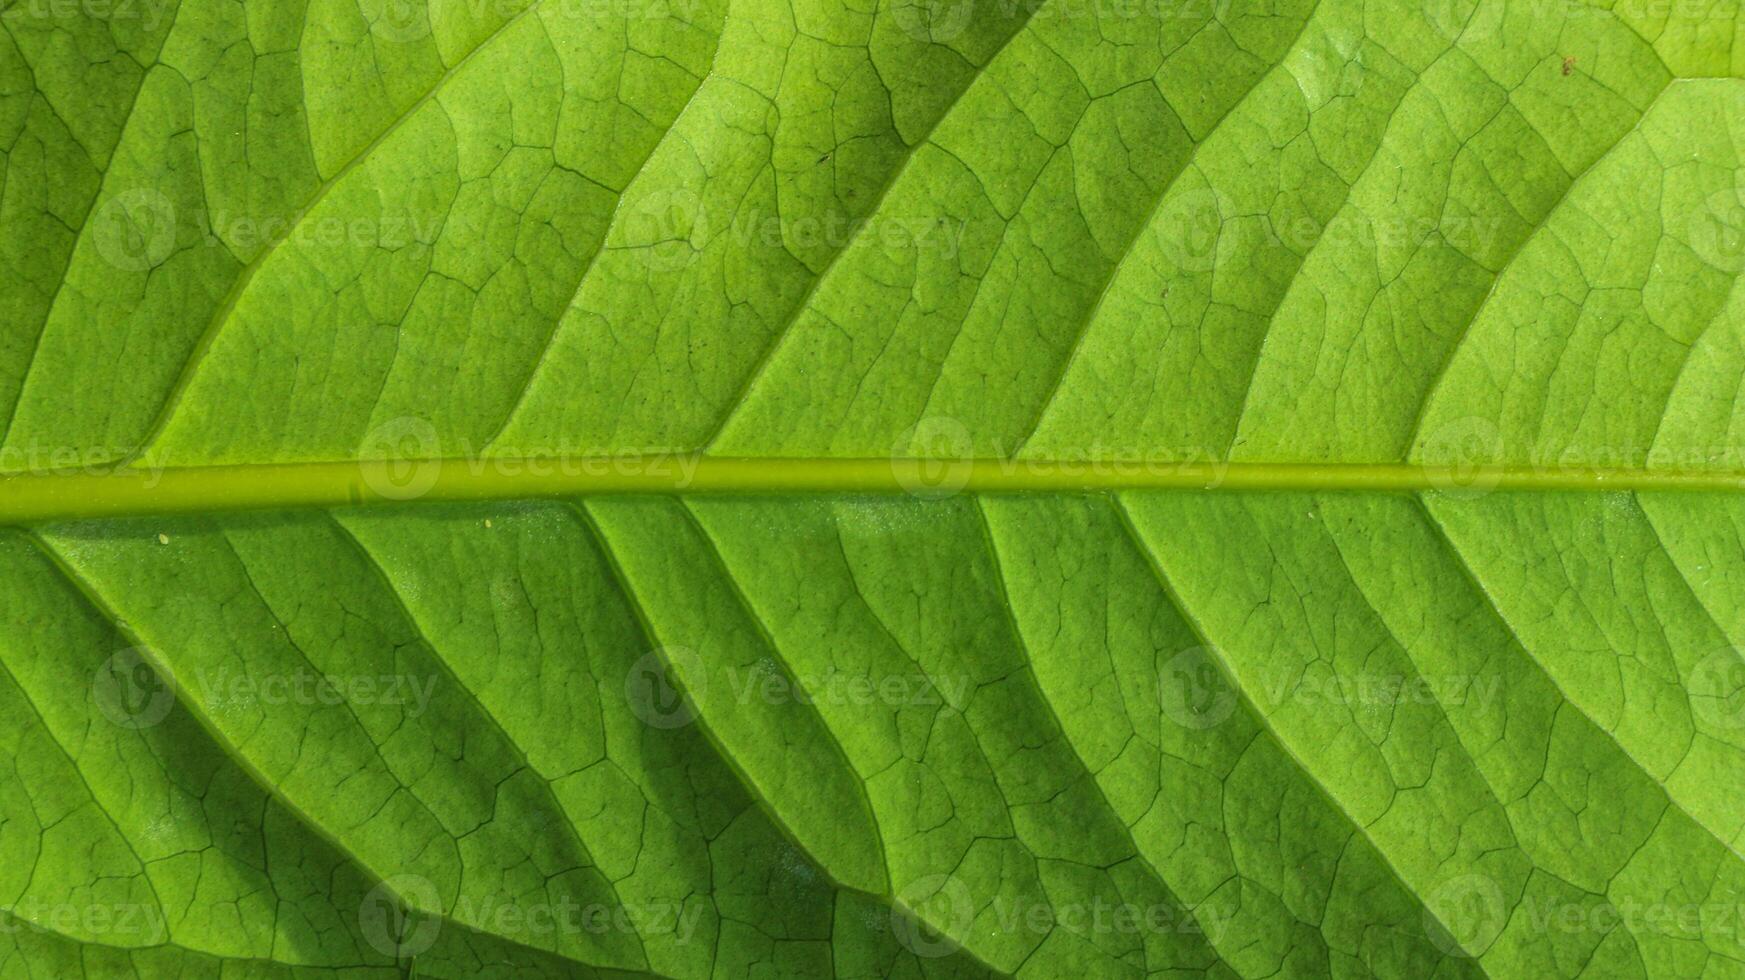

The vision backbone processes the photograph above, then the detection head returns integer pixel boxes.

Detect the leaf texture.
[2,0,1745,977]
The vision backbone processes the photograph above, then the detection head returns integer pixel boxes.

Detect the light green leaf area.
[3,0,1745,977]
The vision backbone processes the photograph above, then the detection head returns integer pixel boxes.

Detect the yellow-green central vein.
[7,458,1745,523]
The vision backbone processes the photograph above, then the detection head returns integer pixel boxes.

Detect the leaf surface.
[2,0,1745,977]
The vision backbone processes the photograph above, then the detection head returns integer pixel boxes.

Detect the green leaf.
[1,0,1744,977]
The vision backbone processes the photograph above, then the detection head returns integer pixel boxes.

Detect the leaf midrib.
[4,458,1745,523]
